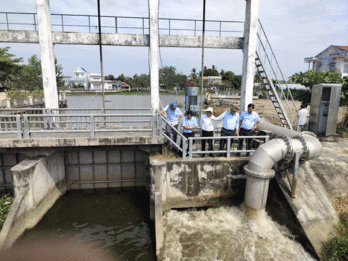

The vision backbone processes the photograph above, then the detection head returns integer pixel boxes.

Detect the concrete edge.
[0,183,67,250]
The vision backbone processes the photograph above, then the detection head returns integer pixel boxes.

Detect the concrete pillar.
[4,98,11,108]
[149,0,160,113]
[240,0,259,112]
[36,0,59,109]
[28,96,33,105]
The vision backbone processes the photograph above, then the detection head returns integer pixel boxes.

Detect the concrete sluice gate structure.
[0,122,346,260]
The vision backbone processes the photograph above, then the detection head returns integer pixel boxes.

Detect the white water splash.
[163,206,315,261]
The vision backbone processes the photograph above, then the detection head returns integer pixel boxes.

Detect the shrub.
[0,192,14,229]
[323,212,348,261]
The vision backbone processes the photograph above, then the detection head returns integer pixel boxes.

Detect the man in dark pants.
[181,110,198,156]
[236,103,260,157]
[200,107,216,157]
[212,105,240,157]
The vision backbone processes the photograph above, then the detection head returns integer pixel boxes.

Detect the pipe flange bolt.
[300,131,317,138]
[278,135,294,164]
[244,164,275,179]
[294,135,310,164]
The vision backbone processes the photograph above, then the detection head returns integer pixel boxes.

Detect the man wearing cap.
[200,107,216,157]
[159,101,183,144]
[236,103,260,157]
[212,105,240,157]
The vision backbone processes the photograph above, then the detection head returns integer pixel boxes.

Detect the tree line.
[1,47,243,91]
[0,47,64,92]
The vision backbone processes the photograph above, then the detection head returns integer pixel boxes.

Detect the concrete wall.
[66,148,148,190]
[0,153,28,191]
[0,151,66,250]
[149,157,248,259]
[0,31,243,49]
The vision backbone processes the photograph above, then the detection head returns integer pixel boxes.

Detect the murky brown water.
[15,189,156,261]
[163,206,316,261]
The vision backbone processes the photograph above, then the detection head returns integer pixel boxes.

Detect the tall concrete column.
[240,0,259,112]
[36,0,59,109]
[149,0,160,113]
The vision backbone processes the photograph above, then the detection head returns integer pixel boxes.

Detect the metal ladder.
[255,51,292,129]
[256,20,298,130]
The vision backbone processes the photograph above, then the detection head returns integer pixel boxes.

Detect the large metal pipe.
[244,121,323,210]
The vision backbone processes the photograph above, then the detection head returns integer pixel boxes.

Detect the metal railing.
[0,12,244,37]
[159,115,269,159]
[256,19,298,126]
[0,108,156,139]
[186,135,269,159]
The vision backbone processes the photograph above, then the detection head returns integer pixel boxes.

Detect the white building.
[89,73,120,90]
[304,45,348,78]
[69,67,90,89]
[203,76,222,85]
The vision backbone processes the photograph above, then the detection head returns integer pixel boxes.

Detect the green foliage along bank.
[289,69,348,106]
[0,192,14,229]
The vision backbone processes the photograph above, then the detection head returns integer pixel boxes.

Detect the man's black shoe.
[201,154,205,158]
[209,154,215,157]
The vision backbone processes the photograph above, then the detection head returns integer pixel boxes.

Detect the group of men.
[159,102,261,157]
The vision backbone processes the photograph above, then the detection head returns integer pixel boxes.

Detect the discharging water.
[163,206,315,261]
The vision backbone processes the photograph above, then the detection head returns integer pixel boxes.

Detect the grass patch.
[323,195,348,261]
[337,122,348,139]
[343,150,348,155]
[0,191,14,229]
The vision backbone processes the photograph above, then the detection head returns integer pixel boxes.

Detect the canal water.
[15,189,156,261]
[67,94,185,109]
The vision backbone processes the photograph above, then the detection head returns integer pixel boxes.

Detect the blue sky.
[1,0,347,79]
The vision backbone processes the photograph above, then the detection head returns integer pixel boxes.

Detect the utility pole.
[97,0,105,113]
[200,0,206,119]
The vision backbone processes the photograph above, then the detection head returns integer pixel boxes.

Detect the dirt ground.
[207,98,348,128]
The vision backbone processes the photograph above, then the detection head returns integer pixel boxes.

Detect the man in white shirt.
[297,104,310,132]
[213,105,240,157]
[200,107,216,158]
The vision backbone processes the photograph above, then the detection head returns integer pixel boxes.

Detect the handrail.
[257,19,297,126]
[187,135,269,158]
[0,12,244,37]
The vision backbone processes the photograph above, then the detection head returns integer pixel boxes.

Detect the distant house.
[202,76,222,85]
[120,83,131,92]
[89,73,116,90]
[69,67,90,89]
[304,45,348,78]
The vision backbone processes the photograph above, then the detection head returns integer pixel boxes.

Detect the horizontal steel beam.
[0,30,243,49]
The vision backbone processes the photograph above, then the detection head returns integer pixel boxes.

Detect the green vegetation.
[289,69,347,106]
[7,90,30,99]
[32,89,44,97]
[323,195,348,261]
[0,192,14,229]
[0,47,64,91]
[0,47,23,89]
[221,71,242,90]
[159,66,188,90]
